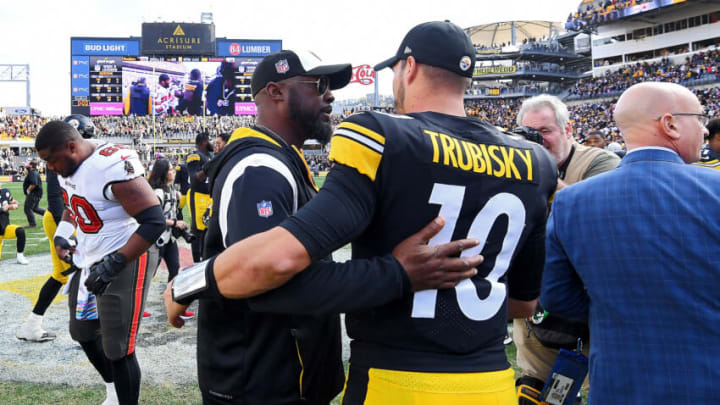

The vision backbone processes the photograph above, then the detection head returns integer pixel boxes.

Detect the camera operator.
[147,158,194,319]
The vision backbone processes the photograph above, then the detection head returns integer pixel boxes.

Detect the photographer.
[147,158,194,319]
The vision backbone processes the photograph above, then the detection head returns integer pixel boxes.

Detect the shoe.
[16,313,56,342]
[102,382,119,405]
[16,253,29,265]
[143,312,151,318]
[180,310,195,320]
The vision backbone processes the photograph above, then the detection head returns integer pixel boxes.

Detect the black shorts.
[68,251,158,360]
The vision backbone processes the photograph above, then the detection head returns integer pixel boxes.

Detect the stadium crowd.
[569,49,720,99]
[565,0,656,30]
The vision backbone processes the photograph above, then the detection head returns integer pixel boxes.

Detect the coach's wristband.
[172,256,221,305]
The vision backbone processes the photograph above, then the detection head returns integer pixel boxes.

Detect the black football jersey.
[696,145,720,170]
[0,188,13,233]
[311,111,557,372]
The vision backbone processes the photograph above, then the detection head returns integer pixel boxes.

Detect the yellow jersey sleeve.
[329,113,386,182]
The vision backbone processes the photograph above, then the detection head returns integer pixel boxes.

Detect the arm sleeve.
[279,111,385,260]
[223,158,408,313]
[248,254,410,316]
[539,197,589,322]
[279,163,377,261]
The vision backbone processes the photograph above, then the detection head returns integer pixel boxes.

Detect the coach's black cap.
[251,50,352,96]
[374,20,476,78]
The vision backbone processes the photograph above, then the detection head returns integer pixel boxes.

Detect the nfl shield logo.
[275,59,290,74]
[257,201,273,218]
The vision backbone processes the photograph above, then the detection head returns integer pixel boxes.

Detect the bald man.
[540,82,719,404]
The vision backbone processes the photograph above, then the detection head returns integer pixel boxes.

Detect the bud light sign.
[350,65,375,85]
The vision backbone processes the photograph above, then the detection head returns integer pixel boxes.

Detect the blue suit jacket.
[541,148,720,404]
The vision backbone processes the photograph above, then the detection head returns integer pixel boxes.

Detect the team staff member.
[168,22,557,403]
[23,160,45,227]
[186,133,212,262]
[513,94,619,399]
[35,122,164,405]
[17,115,94,342]
[169,50,481,404]
[0,184,29,264]
[174,160,189,221]
[695,118,720,169]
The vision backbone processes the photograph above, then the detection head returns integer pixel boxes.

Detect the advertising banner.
[142,23,216,55]
[72,56,90,96]
[349,65,375,85]
[72,39,139,56]
[473,65,517,76]
[217,40,281,57]
[235,102,258,115]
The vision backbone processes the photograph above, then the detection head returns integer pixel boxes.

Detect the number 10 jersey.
[283,111,557,373]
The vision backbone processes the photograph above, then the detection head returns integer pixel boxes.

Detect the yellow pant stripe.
[43,211,70,284]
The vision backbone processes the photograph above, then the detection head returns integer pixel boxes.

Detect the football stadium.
[1,0,719,404]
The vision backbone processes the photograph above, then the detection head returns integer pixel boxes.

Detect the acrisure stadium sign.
[142,23,216,55]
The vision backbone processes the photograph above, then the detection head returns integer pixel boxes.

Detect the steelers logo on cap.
[459,56,472,72]
[68,119,79,129]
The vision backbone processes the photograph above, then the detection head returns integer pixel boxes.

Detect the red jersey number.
[70,195,103,234]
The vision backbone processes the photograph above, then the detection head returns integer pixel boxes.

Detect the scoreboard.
[71,35,281,116]
[90,57,123,103]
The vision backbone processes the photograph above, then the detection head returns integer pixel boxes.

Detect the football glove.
[517,375,547,405]
[85,252,127,295]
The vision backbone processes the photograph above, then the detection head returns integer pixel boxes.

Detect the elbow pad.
[133,205,166,243]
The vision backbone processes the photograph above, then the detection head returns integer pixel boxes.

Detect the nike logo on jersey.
[425,130,536,182]
[121,155,131,160]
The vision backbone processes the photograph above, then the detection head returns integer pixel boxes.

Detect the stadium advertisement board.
[473,66,517,76]
[142,23,216,55]
[621,0,688,18]
[217,40,281,57]
[71,39,140,56]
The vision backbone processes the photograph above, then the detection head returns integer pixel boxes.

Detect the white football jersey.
[58,143,145,268]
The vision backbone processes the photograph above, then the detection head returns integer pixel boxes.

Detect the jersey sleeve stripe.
[337,122,386,145]
[218,153,298,247]
[334,129,384,154]
[186,155,200,163]
[328,135,382,182]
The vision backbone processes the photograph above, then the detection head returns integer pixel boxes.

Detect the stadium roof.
[465,21,565,47]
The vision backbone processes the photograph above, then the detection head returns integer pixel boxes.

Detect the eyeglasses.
[292,76,330,95]
[656,113,710,127]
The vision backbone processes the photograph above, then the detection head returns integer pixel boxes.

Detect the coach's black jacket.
[199,126,409,405]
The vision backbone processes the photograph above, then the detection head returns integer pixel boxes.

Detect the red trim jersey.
[58,143,145,268]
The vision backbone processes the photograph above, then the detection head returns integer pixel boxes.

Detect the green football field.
[0,182,50,260]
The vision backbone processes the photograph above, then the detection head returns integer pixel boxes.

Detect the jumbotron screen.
[71,34,281,116]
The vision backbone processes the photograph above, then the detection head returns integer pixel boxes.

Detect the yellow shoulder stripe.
[337,122,385,145]
[329,135,382,182]
[186,155,200,163]
[228,127,282,148]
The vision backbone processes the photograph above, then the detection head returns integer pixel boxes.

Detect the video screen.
[87,57,259,116]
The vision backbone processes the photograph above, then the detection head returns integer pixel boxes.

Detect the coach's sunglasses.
[293,76,331,95]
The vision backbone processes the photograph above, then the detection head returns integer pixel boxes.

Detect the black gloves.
[85,252,128,295]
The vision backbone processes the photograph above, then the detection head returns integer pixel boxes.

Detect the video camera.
[509,126,544,146]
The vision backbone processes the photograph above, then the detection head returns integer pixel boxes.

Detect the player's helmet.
[63,114,95,139]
